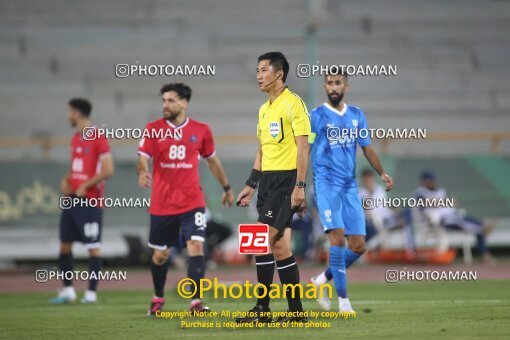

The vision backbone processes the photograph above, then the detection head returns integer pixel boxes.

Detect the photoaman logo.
[238,224,269,254]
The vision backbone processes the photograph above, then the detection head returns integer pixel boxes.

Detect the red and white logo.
[238,224,269,254]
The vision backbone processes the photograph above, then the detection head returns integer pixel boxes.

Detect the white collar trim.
[166,117,189,129]
[324,102,347,116]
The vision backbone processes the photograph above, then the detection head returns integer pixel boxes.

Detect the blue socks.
[345,248,361,268]
[329,246,347,298]
[324,248,361,281]
[325,267,332,281]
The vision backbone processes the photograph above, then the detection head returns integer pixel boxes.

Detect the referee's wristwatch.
[295,181,306,188]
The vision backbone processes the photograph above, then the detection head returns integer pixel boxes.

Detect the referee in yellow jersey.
[236,52,311,324]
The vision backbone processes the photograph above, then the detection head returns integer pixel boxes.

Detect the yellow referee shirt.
[257,88,311,171]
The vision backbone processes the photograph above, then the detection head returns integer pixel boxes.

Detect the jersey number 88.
[168,145,186,160]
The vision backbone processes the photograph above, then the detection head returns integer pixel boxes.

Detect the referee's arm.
[295,136,308,183]
[236,144,261,207]
[291,135,309,210]
[253,145,262,171]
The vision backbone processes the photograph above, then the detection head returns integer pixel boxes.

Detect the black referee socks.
[276,255,303,312]
[188,255,206,300]
[255,254,275,309]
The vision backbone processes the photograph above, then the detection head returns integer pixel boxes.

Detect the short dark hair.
[258,51,290,82]
[68,98,92,117]
[160,83,192,102]
[324,68,348,82]
[360,168,374,178]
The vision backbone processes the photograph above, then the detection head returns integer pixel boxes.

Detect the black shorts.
[257,170,297,230]
[148,207,206,250]
[59,206,103,249]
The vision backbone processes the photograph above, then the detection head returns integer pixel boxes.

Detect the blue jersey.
[309,103,371,192]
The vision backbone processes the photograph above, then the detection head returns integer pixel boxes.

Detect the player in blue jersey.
[308,71,393,315]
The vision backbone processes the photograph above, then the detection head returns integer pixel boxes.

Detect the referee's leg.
[252,222,276,311]
[235,222,275,323]
[269,226,304,314]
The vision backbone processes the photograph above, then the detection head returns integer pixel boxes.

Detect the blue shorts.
[59,206,103,249]
[148,207,206,250]
[315,190,366,235]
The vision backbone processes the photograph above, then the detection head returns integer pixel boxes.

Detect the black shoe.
[275,310,308,324]
[235,305,272,323]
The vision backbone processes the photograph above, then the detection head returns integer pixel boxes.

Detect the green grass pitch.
[2,280,509,339]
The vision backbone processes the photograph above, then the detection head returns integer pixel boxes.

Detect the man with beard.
[137,83,234,315]
[51,98,114,304]
[308,72,393,316]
